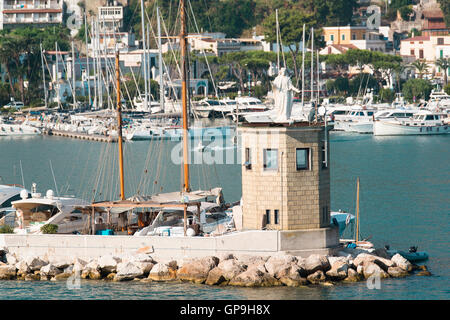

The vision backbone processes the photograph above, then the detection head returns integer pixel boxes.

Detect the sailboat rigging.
[90,0,231,238]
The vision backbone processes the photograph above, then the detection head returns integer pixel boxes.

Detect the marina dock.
[44,129,118,143]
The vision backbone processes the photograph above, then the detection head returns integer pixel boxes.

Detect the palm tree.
[435,58,450,86]
[410,60,429,79]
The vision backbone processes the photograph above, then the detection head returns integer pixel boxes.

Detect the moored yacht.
[0,118,41,136]
[427,90,450,110]
[11,185,103,235]
[373,110,449,136]
[333,108,376,133]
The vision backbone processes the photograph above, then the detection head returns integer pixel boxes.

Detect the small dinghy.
[386,246,429,263]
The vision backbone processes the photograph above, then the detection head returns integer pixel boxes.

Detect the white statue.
[272,67,300,122]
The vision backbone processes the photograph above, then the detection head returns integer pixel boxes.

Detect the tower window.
[274,210,279,225]
[263,149,278,170]
[244,148,252,170]
[265,209,271,224]
[296,148,310,170]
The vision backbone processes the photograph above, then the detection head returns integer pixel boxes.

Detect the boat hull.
[387,250,429,262]
[374,121,449,136]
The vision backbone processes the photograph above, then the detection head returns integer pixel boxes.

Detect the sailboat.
[340,177,374,250]
[90,1,234,237]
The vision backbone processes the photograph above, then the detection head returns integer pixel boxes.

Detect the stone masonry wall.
[240,126,330,231]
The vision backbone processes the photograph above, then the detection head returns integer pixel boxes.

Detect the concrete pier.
[45,129,118,143]
[0,228,339,262]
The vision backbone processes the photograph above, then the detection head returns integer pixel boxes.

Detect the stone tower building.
[240,123,331,231]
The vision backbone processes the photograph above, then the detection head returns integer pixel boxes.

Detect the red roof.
[401,36,431,42]
[423,10,444,19]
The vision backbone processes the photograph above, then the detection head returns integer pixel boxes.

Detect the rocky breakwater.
[0,246,431,287]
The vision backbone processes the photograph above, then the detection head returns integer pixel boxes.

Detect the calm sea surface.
[0,127,448,300]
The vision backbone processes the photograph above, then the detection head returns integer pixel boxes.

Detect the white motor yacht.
[333,108,377,134]
[11,185,102,234]
[373,110,449,136]
[0,118,41,136]
[228,97,270,122]
[427,90,450,111]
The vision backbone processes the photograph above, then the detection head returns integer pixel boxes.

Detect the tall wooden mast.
[116,51,125,200]
[180,0,190,193]
[355,177,360,243]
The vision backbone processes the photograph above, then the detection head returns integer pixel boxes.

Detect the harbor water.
[0,129,448,300]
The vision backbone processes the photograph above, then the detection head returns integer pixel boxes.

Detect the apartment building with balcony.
[0,0,63,29]
[322,26,387,52]
[98,3,123,32]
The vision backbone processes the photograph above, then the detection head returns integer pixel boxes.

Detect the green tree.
[324,54,349,76]
[379,88,395,103]
[326,77,349,95]
[263,9,317,87]
[435,58,450,85]
[299,0,358,26]
[444,83,450,95]
[437,0,450,27]
[402,78,433,103]
[349,73,379,96]
[410,60,429,79]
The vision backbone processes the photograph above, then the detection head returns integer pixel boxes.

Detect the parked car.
[3,101,25,109]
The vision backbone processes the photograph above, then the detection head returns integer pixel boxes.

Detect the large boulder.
[72,258,88,274]
[98,255,121,274]
[129,253,155,264]
[264,255,297,279]
[387,266,409,278]
[134,262,155,276]
[177,256,219,284]
[278,264,308,287]
[115,261,144,281]
[40,264,62,277]
[236,255,269,267]
[147,263,176,281]
[362,262,389,279]
[16,260,31,276]
[217,259,246,281]
[217,252,235,261]
[24,256,47,271]
[353,253,394,271]
[304,254,330,275]
[0,265,16,280]
[5,253,18,266]
[228,268,280,287]
[307,270,326,284]
[53,272,72,281]
[205,267,227,286]
[391,254,412,272]
[325,261,349,281]
[343,268,361,282]
[81,260,101,280]
[49,257,72,270]
[327,256,348,267]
